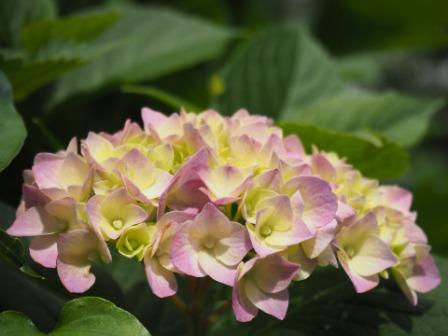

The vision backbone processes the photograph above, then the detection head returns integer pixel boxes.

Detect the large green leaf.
[1,10,124,100]
[0,72,26,171]
[1,53,84,100]
[280,122,408,180]
[20,11,121,54]
[0,297,151,336]
[52,297,150,336]
[0,0,56,48]
[50,4,233,106]
[215,26,344,119]
[287,90,445,148]
[215,26,441,148]
[0,311,42,336]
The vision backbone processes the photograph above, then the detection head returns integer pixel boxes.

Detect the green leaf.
[50,4,233,106]
[53,297,151,335]
[0,0,56,48]
[20,11,121,54]
[280,122,408,180]
[0,297,151,336]
[1,53,84,100]
[215,26,441,149]
[287,91,445,148]
[0,311,42,336]
[0,72,26,171]
[215,26,345,119]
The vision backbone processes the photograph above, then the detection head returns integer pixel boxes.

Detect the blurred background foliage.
[0,0,447,335]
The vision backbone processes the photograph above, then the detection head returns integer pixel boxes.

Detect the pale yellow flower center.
[260,225,272,237]
[203,238,215,250]
[112,219,123,230]
[345,246,356,258]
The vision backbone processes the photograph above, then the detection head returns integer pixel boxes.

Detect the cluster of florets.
[7,108,440,322]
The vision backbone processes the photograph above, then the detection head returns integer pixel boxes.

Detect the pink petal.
[32,153,63,190]
[338,251,379,293]
[407,255,441,293]
[29,235,58,268]
[22,184,50,209]
[141,107,167,130]
[252,254,299,293]
[287,176,337,229]
[232,277,258,322]
[57,258,95,293]
[191,203,231,238]
[311,154,336,181]
[183,123,209,154]
[248,226,282,257]
[265,218,312,247]
[198,250,236,286]
[380,186,412,212]
[158,149,210,218]
[86,195,105,232]
[283,134,305,157]
[349,236,397,276]
[336,201,355,222]
[144,256,177,298]
[171,221,205,277]
[7,206,63,237]
[302,219,337,259]
[244,279,289,320]
[215,223,251,266]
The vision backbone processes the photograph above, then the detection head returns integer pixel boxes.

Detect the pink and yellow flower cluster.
[7,108,440,322]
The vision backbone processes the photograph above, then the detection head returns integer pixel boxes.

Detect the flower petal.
[29,235,58,268]
[144,256,177,298]
[252,254,299,293]
[214,222,251,266]
[338,251,379,293]
[198,249,236,286]
[232,276,258,322]
[244,279,289,320]
[171,221,205,277]
[407,255,441,293]
[286,176,337,229]
[7,206,63,237]
[349,236,397,276]
[57,258,95,293]
[302,219,337,259]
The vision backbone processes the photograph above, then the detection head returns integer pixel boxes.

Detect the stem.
[170,294,188,313]
[206,299,231,327]
[186,277,211,336]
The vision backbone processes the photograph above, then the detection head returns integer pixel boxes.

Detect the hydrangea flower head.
[7,108,440,320]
